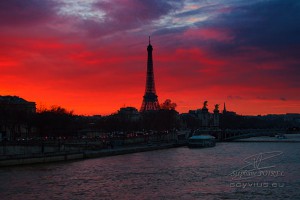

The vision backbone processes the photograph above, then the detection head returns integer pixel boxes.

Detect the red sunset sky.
[0,0,299,116]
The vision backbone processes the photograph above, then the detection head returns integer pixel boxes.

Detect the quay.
[0,142,185,167]
[1,131,300,167]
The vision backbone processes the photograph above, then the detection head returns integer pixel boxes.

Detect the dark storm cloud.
[83,0,184,37]
[95,0,183,21]
[153,26,187,36]
[152,0,300,62]
[0,0,60,26]
[203,0,300,59]
[175,4,220,18]
[184,0,300,91]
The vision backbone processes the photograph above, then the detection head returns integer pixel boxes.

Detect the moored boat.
[188,135,216,148]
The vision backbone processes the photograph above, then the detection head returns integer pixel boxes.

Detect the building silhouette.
[140,37,160,112]
[188,101,220,128]
[0,96,36,114]
[0,96,36,140]
[118,107,140,122]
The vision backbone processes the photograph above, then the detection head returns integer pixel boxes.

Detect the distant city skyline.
[0,0,299,115]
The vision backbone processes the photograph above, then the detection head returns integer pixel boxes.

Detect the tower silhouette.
[223,102,227,114]
[140,36,160,112]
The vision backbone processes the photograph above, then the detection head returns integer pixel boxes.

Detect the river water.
[1,142,300,200]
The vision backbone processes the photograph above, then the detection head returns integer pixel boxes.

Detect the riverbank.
[0,142,185,167]
[232,133,300,143]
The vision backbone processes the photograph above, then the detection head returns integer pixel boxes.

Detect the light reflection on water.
[1,143,300,200]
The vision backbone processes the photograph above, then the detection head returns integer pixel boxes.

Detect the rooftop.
[0,95,34,104]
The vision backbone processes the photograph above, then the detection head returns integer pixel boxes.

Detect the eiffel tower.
[140,36,160,112]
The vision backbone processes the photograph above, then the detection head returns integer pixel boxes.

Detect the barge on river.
[188,135,216,148]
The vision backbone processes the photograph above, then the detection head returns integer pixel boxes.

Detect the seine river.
[1,143,300,200]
